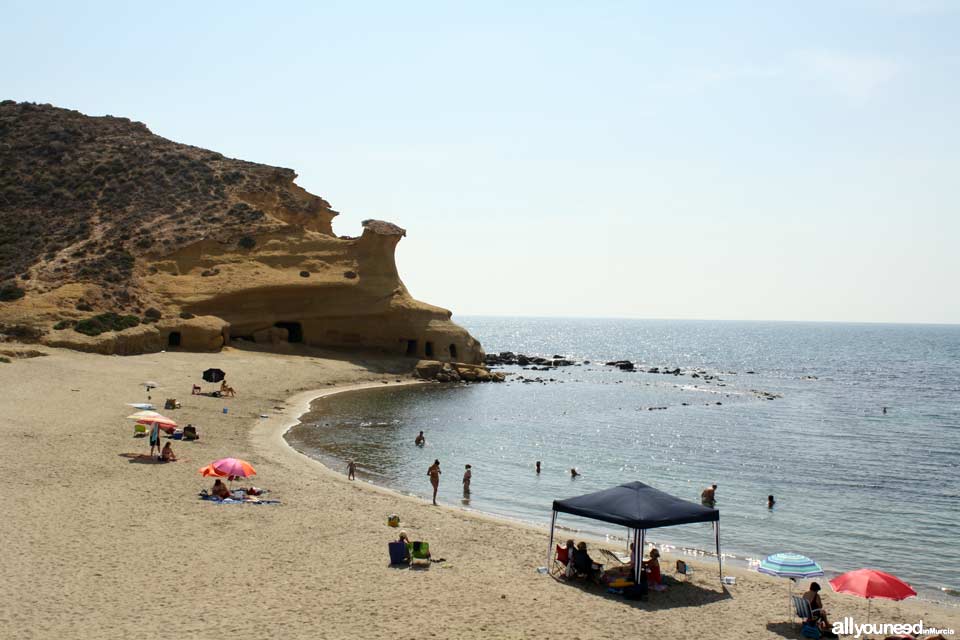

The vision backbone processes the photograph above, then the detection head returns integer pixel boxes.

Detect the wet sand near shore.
[1,345,957,639]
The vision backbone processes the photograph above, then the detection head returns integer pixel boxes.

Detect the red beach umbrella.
[829,569,917,601]
[829,569,916,624]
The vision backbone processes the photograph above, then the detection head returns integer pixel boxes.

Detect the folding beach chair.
[792,595,824,638]
[675,559,693,581]
[133,423,147,437]
[553,544,570,576]
[407,541,431,565]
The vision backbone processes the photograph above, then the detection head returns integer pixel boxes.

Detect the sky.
[2,1,958,323]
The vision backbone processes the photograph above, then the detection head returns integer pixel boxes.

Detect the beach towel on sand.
[199,494,280,505]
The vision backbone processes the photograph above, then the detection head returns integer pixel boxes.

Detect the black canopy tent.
[549,481,721,588]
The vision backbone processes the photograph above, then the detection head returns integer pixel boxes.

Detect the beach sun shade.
[142,381,159,389]
[199,463,228,478]
[829,569,917,601]
[208,457,256,479]
[127,403,154,410]
[548,481,721,588]
[202,368,226,383]
[126,411,176,426]
[758,553,824,579]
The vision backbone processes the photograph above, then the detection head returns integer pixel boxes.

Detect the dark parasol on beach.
[202,368,225,383]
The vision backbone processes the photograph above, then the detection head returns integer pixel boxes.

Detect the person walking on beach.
[427,459,441,505]
[148,422,161,459]
[462,464,472,495]
[347,459,356,480]
[701,483,717,506]
[415,431,425,446]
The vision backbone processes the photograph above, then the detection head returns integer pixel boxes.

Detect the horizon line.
[451,313,960,327]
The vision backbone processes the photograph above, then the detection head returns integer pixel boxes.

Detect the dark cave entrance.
[425,341,434,358]
[405,339,418,356]
[168,331,181,347]
[449,343,458,360]
[275,321,303,343]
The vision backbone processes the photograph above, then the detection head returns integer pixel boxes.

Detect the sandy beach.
[2,345,957,639]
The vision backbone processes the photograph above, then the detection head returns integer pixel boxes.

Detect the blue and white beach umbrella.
[758,552,824,579]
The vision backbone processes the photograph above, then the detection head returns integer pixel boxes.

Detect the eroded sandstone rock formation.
[0,101,483,363]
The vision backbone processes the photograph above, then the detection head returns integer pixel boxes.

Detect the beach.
[2,344,957,639]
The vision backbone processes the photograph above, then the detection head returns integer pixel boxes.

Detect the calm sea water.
[286,317,960,599]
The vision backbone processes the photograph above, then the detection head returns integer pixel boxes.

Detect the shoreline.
[271,381,959,607]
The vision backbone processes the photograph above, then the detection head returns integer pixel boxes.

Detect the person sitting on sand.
[642,548,662,588]
[211,479,231,500]
[415,431,425,446]
[803,582,837,637]
[161,442,177,462]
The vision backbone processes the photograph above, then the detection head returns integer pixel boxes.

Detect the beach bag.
[801,622,821,639]
[387,514,400,527]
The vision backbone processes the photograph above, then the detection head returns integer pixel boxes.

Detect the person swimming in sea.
[570,468,579,478]
[767,494,775,509]
[415,431,425,446]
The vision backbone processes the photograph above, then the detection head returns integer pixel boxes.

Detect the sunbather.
[803,582,838,638]
[211,479,231,500]
[161,442,177,462]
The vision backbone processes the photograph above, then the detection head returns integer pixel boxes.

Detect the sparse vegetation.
[0,356,10,363]
[53,319,74,330]
[0,283,25,301]
[0,101,324,296]
[73,312,140,336]
[238,235,257,250]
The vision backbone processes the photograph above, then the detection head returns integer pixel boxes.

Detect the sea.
[285,317,960,600]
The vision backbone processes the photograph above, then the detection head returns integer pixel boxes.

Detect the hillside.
[0,101,483,363]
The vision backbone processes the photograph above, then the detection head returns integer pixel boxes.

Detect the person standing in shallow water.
[347,459,356,480]
[462,464,472,495]
[701,483,717,506]
[415,431,425,446]
[535,461,541,474]
[767,494,775,509]
[427,459,441,505]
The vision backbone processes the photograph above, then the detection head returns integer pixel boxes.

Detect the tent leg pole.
[547,511,557,574]
[632,528,640,585]
[716,521,722,580]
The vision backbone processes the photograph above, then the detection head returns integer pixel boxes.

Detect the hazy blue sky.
[3,1,958,323]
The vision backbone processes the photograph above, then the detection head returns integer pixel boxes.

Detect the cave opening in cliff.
[449,344,458,360]
[425,341,434,358]
[405,339,418,356]
[275,321,303,343]
[168,331,181,347]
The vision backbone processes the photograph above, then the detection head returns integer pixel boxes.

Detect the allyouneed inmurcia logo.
[833,617,955,638]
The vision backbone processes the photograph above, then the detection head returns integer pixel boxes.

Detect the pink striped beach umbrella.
[208,457,256,480]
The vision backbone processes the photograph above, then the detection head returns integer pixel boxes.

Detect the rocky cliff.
[0,101,483,363]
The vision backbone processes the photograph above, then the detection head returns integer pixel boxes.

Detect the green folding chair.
[407,541,431,564]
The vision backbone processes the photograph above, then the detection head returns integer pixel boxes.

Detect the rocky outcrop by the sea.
[0,102,483,363]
